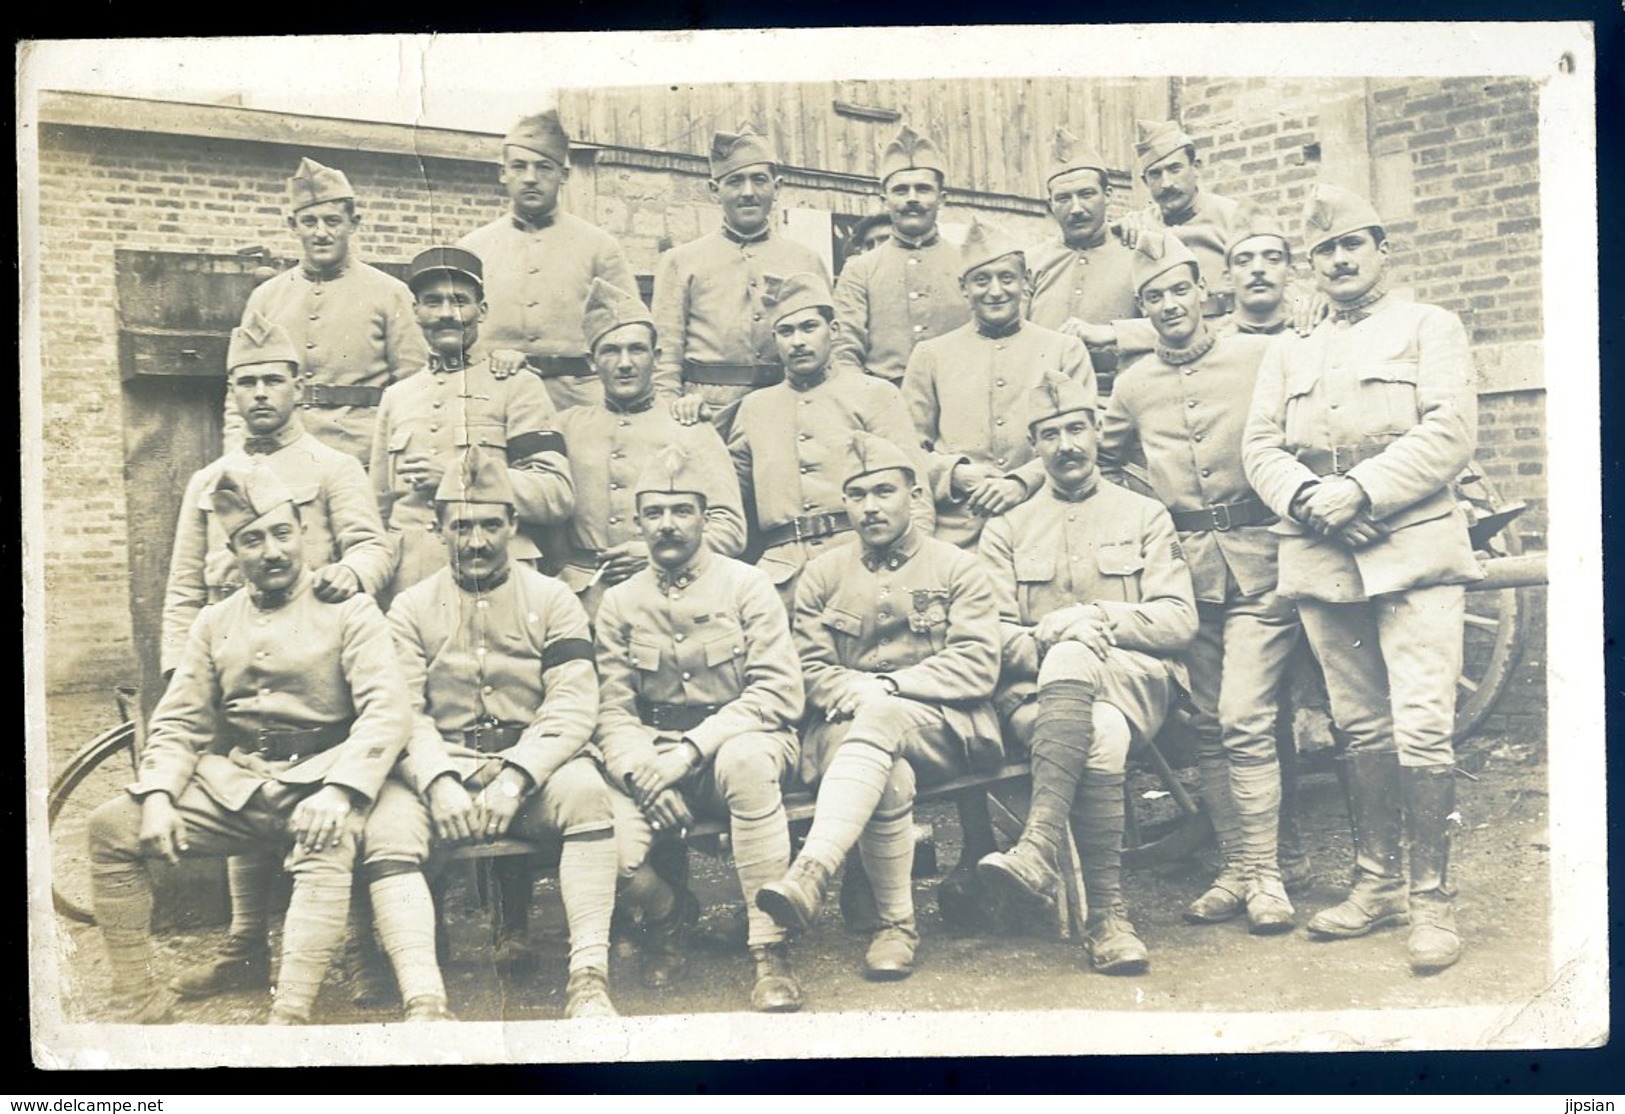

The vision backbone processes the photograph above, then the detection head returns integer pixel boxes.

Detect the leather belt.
[1297,444,1390,476]
[301,384,386,408]
[460,722,527,754]
[1170,496,1276,533]
[524,355,594,379]
[636,696,722,733]
[759,510,852,550]
[1201,291,1235,318]
[222,719,354,763]
[682,361,785,389]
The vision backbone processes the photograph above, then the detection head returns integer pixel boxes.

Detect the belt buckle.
[792,517,805,543]
[1331,446,1349,474]
[1209,503,1233,532]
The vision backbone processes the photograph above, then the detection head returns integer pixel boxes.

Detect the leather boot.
[403,995,457,1022]
[977,839,1060,908]
[641,886,700,990]
[1308,752,1409,938]
[1245,867,1296,935]
[749,942,805,1011]
[756,858,832,933]
[169,934,270,1001]
[1084,903,1149,976]
[563,968,618,1019]
[1403,765,1462,975]
[863,917,919,981]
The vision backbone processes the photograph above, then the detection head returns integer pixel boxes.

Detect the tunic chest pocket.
[455,421,509,451]
[1012,550,1054,623]
[1095,543,1144,602]
[629,638,662,673]
[386,427,415,491]
[1358,361,1422,434]
[820,607,864,642]
[703,635,745,671]
[286,485,334,562]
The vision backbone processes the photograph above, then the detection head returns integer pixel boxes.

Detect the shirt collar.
[860,525,922,572]
[1332,284,1390,325]
[786,367,828,391]
[890,228,940,251]
[243,417,304,456]
[453,566,512,595]
[1156,328,1217,366]
[721,222,771,246]
[604,389,656,415]
[300,257,351,282]
[1062,226,1110,251]
[249,569,310,612]
[1234,316,1289,335]
[1047,471,1101,503]
[654,545,712,593]
[976,318,1023,340]
[1159,188,1203,227]
[510,209,557,232]
[429,350,471,373]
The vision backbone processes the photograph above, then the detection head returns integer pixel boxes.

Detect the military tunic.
[370,355,573,595]
[1024,232,1140,379]
[978,479,1197,743]
[727,367,934,601]
[830,233,970,385]
[793,528,1002,784]
[224,260,428,465]
[459,211,639,412]
[131,571,409,812]
[651,227,828,407]
[555,399,746,610]
[161,421,395,674]
[902,321,1091,549]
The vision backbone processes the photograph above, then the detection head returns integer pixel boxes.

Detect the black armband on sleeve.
[541,637,596,671]
[508,430,566,462]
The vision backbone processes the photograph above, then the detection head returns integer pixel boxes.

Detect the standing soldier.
[1024,128,1140,385]
[161,316,396,1005]
[757,433,1003,982]
[831,125,970,386]
[556,279,746,619]
[224,157,428,466]
[460,111,640,413]
[378,447,620,1017]
[1099,231,1301,934]
[595,446,807,1011]
[1244,184,1480,974]
[371,246,573,596]
[87,466,408,1023]
[651,126,829,416]
[977,372,1198,974]
[902,219,1091,549]
[729,271,932,613]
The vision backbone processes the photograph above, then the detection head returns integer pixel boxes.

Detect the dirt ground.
[39,686,1551,1027]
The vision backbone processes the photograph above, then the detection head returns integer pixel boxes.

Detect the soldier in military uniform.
[161,314,397,1004]
[757,433,1003,981]
[594,446,807,1011]
[371,246,573,597]
[1024,129,1140,386]
[1244,184,1481,975]
[831,126,970,387]
[1098,230,1300,934]
[373,447,620,1018]
[556,279,746,619]
[652,126,829,417]
[902,218,1091,549]
[728,271,933,614]
[977,372,1197,974]
[459,111,640,413]
[86,466,409,1023]
[223,158,428,466]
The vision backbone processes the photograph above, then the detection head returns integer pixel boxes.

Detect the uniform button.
[429,424,439,433]
[675,633,685,642]
[305,341,316,349]
[477,646,488,656]
[996,457,1007,466]
[909,292,921,300]
[1201,468,1211,477]
[908,258,919,265]
[1187,399,1197,408]
[1183,368,1193,376]
[256,651,266,659]
[801,398,811,406]
[312,288,322,296]
[483,685,494,695]
[798,433,809,441]
[529,335,540,342]
[529,268,540,275]
[611,482,621,490]
[753,314,762,322]
[879,611,890,620]
[609,516,621,525]
[1067,514,1075,522]
[799,466,809,474]
[308,313,319,321]
[433,400,443,409]
[425,522,436,531]
[1330,402,1340,410]
[914,325,925,332]
[612,450,624,459]
[995,379,1005,388]
[302,371,313,379]
[528,301,539,308]
[995,418,1005,426]
[619,419,630,427]
[1193,432,1204,442]
[477,599,489,609]
[681,671,692,681]
[803,500,815,510]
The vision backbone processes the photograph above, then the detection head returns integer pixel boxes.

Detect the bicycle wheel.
[48,721,139,924]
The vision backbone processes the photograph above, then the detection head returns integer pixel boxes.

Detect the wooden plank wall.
[560,78,1172,198]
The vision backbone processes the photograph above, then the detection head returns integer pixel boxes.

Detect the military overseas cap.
[879,125,948,186]
[582,277,656,353]
[407,246,484,297]
[1224,199,1292,263]
[1130,228,1202,294]
[1301,183,1385,254]
[288,157,355,213]
[959,217,1025,278]
[1044,127,1110,191]
[842,431,916,488]
[211,463,296,541]
[634,443,728,506]
[762,271,835,326]
[709,125,777,179]
[434,445,516,507]
[1026,369,1098,431]
[503,110,570,164]
[1134,119,1196,175]
[228,312,300,372]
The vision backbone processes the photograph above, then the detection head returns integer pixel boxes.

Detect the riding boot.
[1307,751,1409,938]
[1402,765,1462,974]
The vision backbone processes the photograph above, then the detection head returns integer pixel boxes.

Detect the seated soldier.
[556,278,746,619]
[86,466,409,1023]
[373,446,619,1019]
[976,372,1198,974]
[595,445,806,1011]
[757,433,1003,981]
